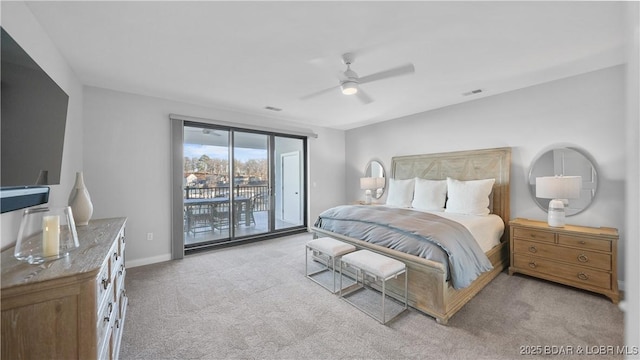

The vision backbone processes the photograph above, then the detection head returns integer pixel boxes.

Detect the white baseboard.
[127,253,172,268]
[619,301,627,312]
[618,280,626,312]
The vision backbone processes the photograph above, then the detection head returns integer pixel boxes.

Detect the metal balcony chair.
[212,202,231,232]
[185,203,216,235]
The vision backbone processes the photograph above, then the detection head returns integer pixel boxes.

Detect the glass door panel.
[183,125,230,247]
[233,131,270,236]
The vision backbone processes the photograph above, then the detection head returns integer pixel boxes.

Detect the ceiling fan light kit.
[341,81,358,95]
[301,52,415,104]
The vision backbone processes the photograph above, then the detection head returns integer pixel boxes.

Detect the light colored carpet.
[120,232,623,359]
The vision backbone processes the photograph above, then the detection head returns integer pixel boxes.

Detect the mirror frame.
[528,146,598,216]
[365,160,386,199]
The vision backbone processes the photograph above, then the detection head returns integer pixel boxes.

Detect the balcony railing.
[184,185,269,211]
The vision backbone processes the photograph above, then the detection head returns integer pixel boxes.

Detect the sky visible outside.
[184,143,266,162]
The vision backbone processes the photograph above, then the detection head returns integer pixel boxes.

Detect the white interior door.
[281,151,301,224]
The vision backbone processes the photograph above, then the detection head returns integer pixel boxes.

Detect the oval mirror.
[365,160,386,199]
[528,147,597,216]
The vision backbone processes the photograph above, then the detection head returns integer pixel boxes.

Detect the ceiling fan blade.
[355,88,374,104]
[300,85,340,100]
[358,63,415,85]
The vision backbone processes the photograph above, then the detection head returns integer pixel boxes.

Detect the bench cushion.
[307,237,355,257]
[341,250,406,278]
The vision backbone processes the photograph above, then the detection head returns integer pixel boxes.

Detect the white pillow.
[412,178,447,211]
[445,177,495,216]
[385,178,415,207]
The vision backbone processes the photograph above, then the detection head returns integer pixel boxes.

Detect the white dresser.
[1,217,128,359]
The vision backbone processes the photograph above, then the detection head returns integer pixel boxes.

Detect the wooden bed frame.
[312,147,511,324]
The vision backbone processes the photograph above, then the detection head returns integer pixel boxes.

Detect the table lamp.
[360,177,377,205]
[536,175,582,227]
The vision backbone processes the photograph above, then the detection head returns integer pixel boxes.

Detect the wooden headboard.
[391,147,512,240]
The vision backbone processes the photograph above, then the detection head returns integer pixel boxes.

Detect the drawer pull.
[101,277,109,290]
[103,303,112,323]
[528,262,537,269]
[577,254,589,263]
[528,246,537,253]
[579,240,586,245]
[577,272,589,281]
[530,234,537,238]
[113,251,118,261]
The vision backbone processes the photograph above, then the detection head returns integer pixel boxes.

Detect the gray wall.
[345,65,627,284]
[82,87,345,267]
[0,2,84,250]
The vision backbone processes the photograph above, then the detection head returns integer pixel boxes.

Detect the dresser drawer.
[514,254,611,290]
[557,234,611,252]
[98,331,112,360]
[97,295,116,353]
[96,260,113,309]
[513,228,555,243]
[118,286,127,320]
[117,228,126,255]
[513,240,611,271]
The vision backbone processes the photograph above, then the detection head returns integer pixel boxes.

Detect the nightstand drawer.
[514,254,611,290]
[557,234,611,252]
[513,228,555,243]
[513,240,611,271]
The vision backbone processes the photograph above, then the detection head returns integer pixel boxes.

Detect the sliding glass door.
[183,126,231,245]
[232,131,271,237]
[178,122,306,253]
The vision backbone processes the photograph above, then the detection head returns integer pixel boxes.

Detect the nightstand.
[508,218,619,303]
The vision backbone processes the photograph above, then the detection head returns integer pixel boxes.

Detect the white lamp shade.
[360,177,377,190]
[374,177,385,188]
[536,176,582,199]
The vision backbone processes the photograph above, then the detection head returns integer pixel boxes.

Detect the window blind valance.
[169,113,318,138]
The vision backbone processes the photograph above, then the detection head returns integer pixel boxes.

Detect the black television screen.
[1,27,69,213]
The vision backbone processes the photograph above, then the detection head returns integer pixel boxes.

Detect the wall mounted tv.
[1,27,69,213]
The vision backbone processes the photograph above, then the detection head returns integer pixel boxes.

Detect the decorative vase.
[68,172,93,226]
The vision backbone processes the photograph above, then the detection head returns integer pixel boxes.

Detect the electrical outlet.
[147,232,153,241]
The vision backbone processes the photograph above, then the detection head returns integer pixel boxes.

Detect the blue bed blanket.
[314,205,493,289]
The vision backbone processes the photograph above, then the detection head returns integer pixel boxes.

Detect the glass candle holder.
[15,206,79,264]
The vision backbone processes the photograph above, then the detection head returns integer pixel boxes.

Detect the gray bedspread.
[314,205,493,289]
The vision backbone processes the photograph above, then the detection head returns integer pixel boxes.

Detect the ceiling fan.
[301,52,415,104]
[202,128,221,136]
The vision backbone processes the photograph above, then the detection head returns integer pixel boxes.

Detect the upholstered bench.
[305,237,356,293]
[339,249,408,324]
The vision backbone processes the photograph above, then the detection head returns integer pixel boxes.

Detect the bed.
[312,147,511,324]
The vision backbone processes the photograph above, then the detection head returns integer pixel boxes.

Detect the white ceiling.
[25,1,625,130]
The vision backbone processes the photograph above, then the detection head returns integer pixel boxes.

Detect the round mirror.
[528,147,597,216]
[365,160,386,199]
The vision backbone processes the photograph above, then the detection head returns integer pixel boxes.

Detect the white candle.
[42,215,60,257]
